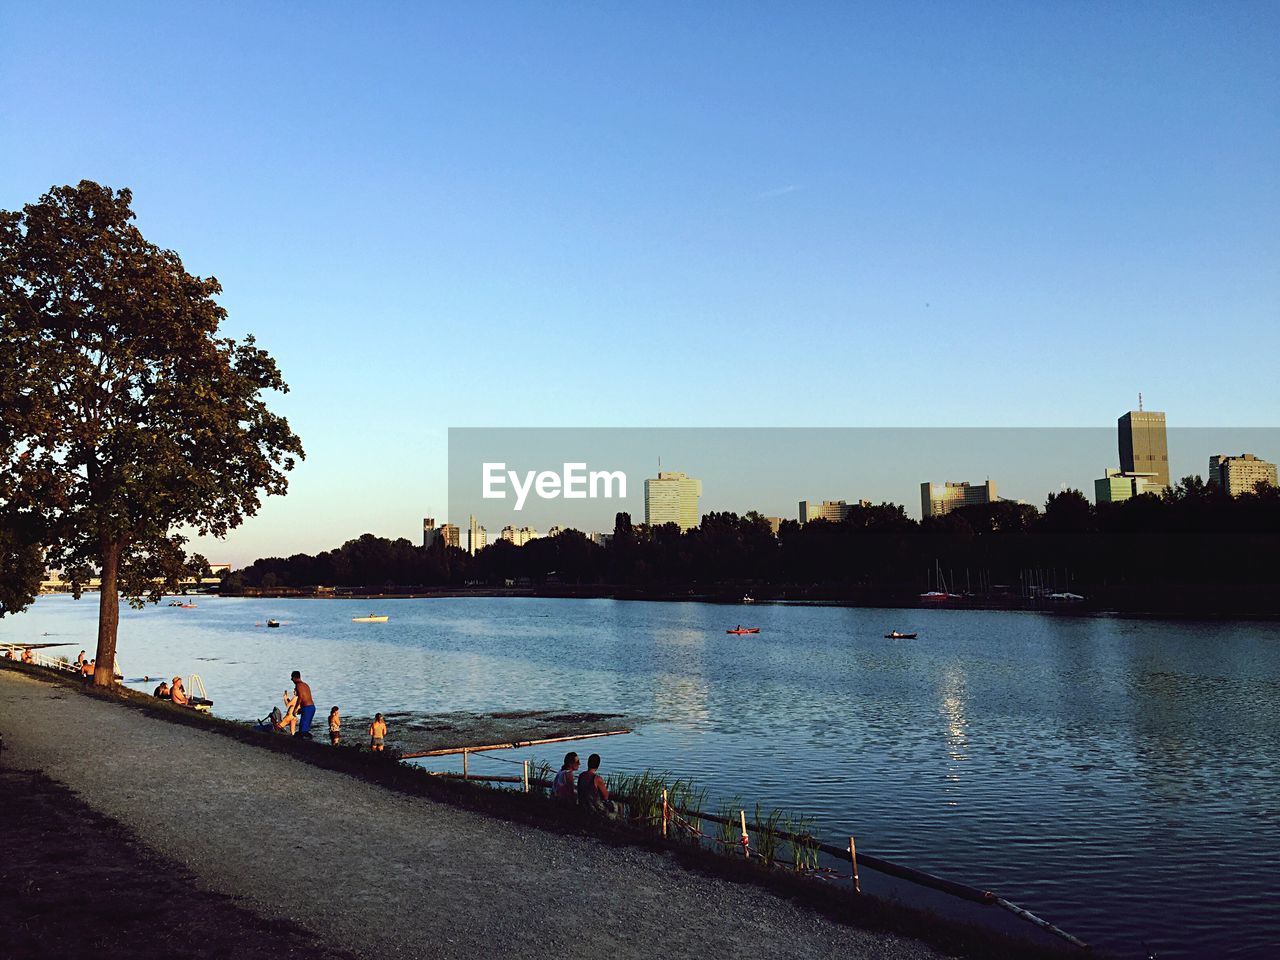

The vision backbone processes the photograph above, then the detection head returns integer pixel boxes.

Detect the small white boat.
[352,614,389,623]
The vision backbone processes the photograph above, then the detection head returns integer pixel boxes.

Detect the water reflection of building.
[650,627,711,724]
[938,665,970,780]
[652,672,711,725]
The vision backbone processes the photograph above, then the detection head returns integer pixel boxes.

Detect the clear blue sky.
[3,2,1277,565]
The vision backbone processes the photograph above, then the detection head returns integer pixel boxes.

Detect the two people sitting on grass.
[551,752,615,816]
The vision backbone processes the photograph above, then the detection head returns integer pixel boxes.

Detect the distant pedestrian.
[328,706,341,745]
[577,753,614,816]
[81,659,95,678]
[552,752,580,803]
[74,650,87,668]
[368,713,387,751]
[291,670,315,737]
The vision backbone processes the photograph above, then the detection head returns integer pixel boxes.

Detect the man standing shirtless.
[291,670,315,737]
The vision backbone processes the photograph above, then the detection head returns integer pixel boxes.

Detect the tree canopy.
[0,181,303,682]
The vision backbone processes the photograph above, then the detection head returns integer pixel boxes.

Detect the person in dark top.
[153,681,171,699]
[577,753,614,815]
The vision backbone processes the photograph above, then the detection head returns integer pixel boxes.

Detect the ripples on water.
[8,596,1280,959]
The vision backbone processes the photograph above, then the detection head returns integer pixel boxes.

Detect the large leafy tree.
[0,181,303,684]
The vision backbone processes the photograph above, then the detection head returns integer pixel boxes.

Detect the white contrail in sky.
[754,184,802,200]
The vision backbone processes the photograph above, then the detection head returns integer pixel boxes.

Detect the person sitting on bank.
[577,753,615,816]
[277,690,300,735]
[74,650,87,668]
[552,752,580,803]
[21,647,35,664]
[153,681,171,699]
[368,713,387,752]
[170,676,189,706]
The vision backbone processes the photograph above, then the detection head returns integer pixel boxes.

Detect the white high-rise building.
[500,525,540,546]
[1209,454,1278,497]
[920,480,997,518]
[644,471,702,531]
[467,515,487,555]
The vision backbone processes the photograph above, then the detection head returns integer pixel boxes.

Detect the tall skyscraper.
[467,515,487,555]
[920,480,997,518]
[422,517,439,548]
[1118,409,1169,488]
[644,471,702,531]
[439,523,460,549]
[1209,454,1278,496]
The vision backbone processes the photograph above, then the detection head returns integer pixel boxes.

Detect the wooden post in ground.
[740,809,750,857]
[462,748,469,780]
[522,759,529,793]
[849,836,861,894]
[661,789,669,838]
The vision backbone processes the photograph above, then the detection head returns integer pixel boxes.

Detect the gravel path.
[0,670,942,960]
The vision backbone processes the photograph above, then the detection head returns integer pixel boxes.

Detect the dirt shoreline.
[0,765,358,960]
[0,663,1086,959]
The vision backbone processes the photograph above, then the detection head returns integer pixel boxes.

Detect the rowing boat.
[352,615,389,623]
[726,627,760,635]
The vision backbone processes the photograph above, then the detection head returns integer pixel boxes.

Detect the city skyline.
[288,422,1280,572]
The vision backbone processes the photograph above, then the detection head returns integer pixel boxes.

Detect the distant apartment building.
[763,516,784,536]
[1209,454,1278,497]
[798,499,870,524]
[644,471,702,531]
[588,531,613,547]
[920,481,997,519]
[467,515,487,555]
[422,517,439,548]
[439,523,460,549]
[1095,468,1162,504]
[500,525,540,546]
[1118,409,1169,488]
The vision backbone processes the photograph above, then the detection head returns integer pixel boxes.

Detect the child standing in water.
[368,713,387,752]
[328,706,341,745]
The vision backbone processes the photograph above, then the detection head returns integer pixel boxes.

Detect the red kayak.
[726,627,760,635]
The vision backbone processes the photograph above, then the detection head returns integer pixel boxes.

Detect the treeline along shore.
[228,479,1280,617]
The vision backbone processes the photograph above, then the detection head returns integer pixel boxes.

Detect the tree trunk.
[93,539,122,687]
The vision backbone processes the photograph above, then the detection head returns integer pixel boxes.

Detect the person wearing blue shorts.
[291,670,316,736]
